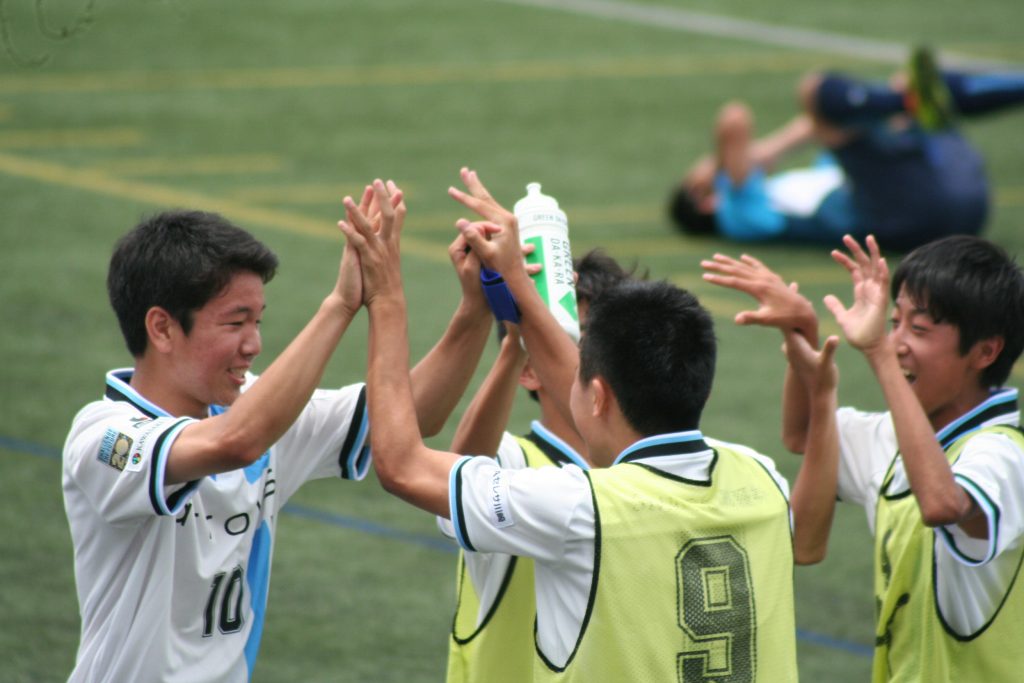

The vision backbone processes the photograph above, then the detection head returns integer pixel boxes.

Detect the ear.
[519,362,542,392]
[144,306,177,354]
[590,375,614,419]
[970,336,1005,372]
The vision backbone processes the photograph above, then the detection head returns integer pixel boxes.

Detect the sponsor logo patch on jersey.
[97,428,134,472]
[487,469,515,529]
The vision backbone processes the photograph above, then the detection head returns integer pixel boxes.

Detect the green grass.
[2,0,1023,680]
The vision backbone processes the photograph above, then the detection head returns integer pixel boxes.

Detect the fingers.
[342,196,374,240]
[457,219,496,267]
[820,335,840,365]
[822,294,846,321]
[830,248,858,276]
[700,253,743,273]
[459,167,494,201]
[734,310,761,326]
[371,179,396,240]
[448,231,469,258]
[337,218,368,255]
[736,308,780,326]
[739,253,767,270]
[358,184,375,218]
[448,185,485,216]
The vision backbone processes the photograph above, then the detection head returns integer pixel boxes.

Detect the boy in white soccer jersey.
[339,172,798,682]
[63,194,494,683]
[702,234,1024,681]
[444,249,634,683]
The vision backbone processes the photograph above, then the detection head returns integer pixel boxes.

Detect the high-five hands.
[337,179,406,308]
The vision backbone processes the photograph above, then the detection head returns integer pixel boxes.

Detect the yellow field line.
[0,52,837,95]
[228,180,424,205]
[228,184,357,204]
[0,127,143,148]
[89,155,288,176]
[0,152,450,264]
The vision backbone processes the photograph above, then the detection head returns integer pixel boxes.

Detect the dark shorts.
[819,75,990,251]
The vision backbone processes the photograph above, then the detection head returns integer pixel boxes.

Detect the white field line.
[496,0,1017,69]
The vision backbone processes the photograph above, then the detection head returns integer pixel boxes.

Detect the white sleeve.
[447,456,594,563]
[938,431,1024,565]
[272,382,369,504]
[63,406,199,523]
[836,407,895,510]
[438,431,524,538]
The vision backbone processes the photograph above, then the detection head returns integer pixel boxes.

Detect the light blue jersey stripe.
[244,522,273,678]
[530,420,588,470]
[449,456,474,551]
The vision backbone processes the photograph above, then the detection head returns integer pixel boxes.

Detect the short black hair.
[512,248,640,403]
[108,210,279,357]
[579,280,716,435]
[891,235,1024,387]
[574,248,646,307]
[668,186,717,236]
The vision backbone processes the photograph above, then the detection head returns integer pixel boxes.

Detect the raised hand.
[448,167,517,232]
[823,235,890,355]
[701,253,818,341]
[785,332,840,395]
[337,179,406,307]
[448,231,486,307]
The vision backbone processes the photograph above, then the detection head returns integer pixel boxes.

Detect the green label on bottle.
[524,236,549,305]
[559,290,578,322]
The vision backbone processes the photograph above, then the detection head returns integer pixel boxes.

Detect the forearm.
[503,268,579,426]
[451,340,524,456]
[791,387,839,564]
[168,295,356,483]
[867,348,976,527]
[750,114,815,170]
[782,366,811,453]
[369,297,458,517]
[410,297,492,437]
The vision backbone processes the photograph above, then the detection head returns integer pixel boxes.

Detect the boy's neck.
[129,359,208,419]
[927,384,993,434]
[538,399,586,461]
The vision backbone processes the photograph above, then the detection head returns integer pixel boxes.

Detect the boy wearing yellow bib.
[443,250,632,683]
[340,171,798,682]
[703,234,1024,681]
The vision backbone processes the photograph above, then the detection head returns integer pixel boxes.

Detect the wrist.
[458,286,490,319]
[368,292,406,316]
[863,338,898,371]
[502,266,534,296]
[323,292,360,320]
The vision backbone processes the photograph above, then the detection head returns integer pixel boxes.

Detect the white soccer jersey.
[438,421,587,626]
[63,369,370,683]
[836,388,1024,635]
[446,430,789,668]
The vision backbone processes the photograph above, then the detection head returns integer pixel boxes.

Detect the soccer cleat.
[906,46,956,130]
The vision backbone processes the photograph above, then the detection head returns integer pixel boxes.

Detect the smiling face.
[166,271,265,417]
[890,286,991,431]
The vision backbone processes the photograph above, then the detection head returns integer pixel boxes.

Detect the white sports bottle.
[514,182,580,342]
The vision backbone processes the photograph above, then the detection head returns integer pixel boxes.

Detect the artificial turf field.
[2,1,1023,680]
